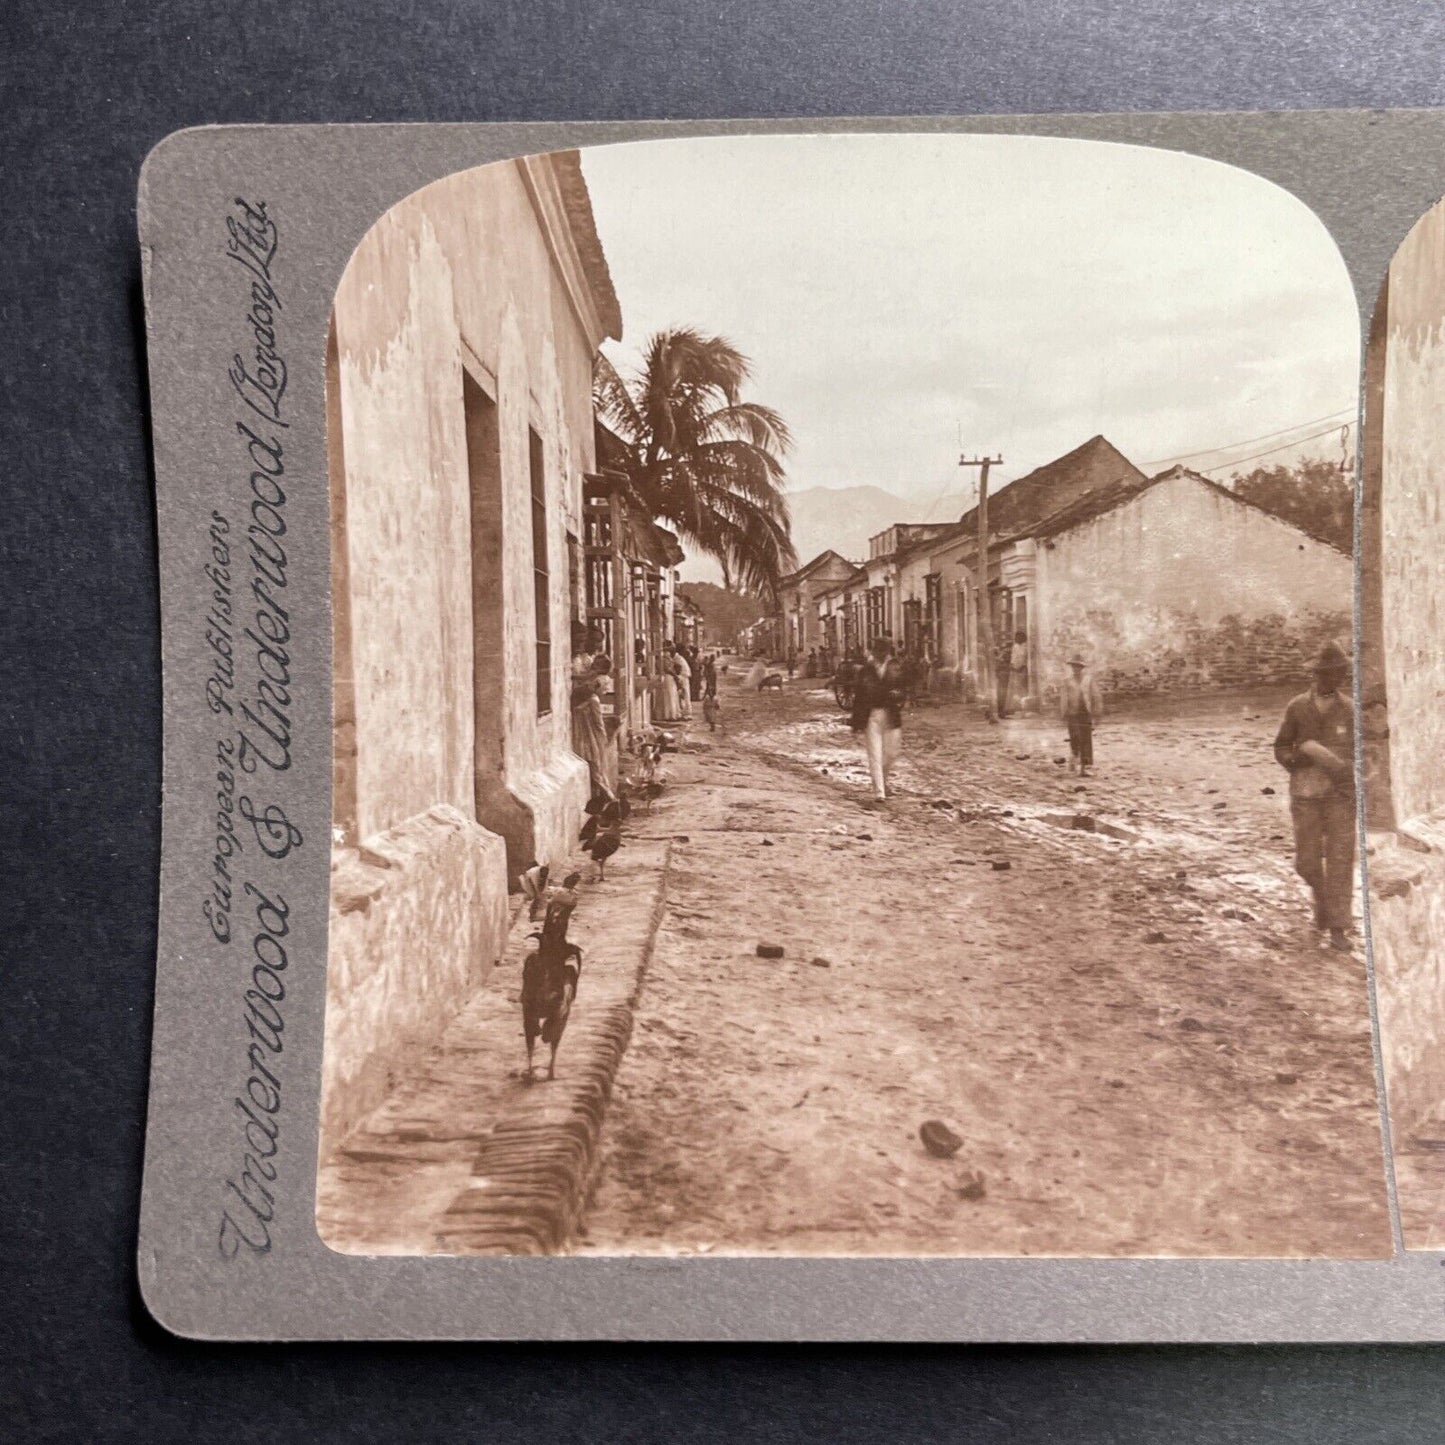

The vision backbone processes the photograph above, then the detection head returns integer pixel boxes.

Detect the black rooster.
[588,826,622,879]
[520,872,583,1081]
[580,795,628,848]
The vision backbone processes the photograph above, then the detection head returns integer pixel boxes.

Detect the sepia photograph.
[313,133,1391,1259]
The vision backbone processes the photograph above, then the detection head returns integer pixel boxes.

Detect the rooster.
[580,795,628,848]
[588,826,622,879]
[521,872,583,1081]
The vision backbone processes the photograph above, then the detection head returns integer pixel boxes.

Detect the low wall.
[510,750,589,879]
[320,804,510,1151]
[1042,606,1351,702]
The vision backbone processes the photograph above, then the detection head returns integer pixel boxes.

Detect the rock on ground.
[575,676,1390,1258]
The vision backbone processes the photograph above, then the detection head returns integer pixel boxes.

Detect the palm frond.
[595,326,794,595]
[592,352,646,446]
[698,402,793,455]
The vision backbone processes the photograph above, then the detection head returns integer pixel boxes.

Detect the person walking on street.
[1274,640,1356,951]
[1061,654,1102,776]
[850,635,905,805]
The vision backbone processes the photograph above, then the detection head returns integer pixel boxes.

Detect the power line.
[1143,406,1356,469]
[1196,421,1352,475]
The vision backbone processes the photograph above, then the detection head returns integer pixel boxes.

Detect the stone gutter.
[317,838,672,1256]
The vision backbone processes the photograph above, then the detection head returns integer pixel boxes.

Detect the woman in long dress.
[672,646,693,720]
[571,655,616,799]
[652,646,682,722]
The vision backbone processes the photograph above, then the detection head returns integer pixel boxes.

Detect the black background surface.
[5,1,1445,1439]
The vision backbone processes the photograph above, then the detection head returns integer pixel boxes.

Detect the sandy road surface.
[576,676,1390,1257]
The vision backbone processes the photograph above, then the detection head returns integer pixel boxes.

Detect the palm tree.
[594,328,797,598]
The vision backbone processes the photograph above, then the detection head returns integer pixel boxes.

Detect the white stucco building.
[321,152,622,1150]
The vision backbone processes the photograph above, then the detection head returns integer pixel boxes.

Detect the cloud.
[582,132,1358,502]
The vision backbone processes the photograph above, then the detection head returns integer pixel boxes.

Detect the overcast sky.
[580,133,1359,513]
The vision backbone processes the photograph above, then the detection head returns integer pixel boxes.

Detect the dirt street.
[576,671,1392,1258]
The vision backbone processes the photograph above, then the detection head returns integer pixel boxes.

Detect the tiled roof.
[909,434,1147,561]
[780,549,854,587]
[964,434,1146,541]
[1029,465,1350,554]
[552,150,623,341]
[813,565,868,601]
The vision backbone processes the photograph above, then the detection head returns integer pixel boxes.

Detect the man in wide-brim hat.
[1273,640,1356,950]
[1060,654,1102,776]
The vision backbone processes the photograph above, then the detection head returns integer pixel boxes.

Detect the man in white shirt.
[1060,654,1102,776]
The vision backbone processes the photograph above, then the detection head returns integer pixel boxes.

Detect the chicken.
[580,795,628,848]
[588,826,622,879]
[638,779,665,813]
[520,872,583,1081]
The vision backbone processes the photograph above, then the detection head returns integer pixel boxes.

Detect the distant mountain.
[675,484,973,583]
[675,581,769,640]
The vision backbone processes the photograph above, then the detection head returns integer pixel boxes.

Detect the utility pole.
[959,453,1003,723]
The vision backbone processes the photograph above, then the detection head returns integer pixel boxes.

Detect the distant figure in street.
[702,650,722,730]
[687,644,703,702]
[850,635,905,804]
[1274,640,1356,951]
[786,647,797,680]
[1060,654,1102,776]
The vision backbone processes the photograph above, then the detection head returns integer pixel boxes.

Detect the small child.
[1060,654,1102,776]
[703,692,722,731]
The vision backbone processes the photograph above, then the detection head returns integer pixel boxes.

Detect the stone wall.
[1033,471,1352,701]
[1365,196,1445,1244]
[1380,201,1445,826]
[1370,830,1445,1145]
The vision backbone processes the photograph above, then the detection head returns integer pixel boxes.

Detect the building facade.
[868,436,1349,708]
[321,152,622,1150]
[815,565,867,661]
[1028,465,1351,699]
[777,549,860,659]
[900,435,1147,699]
